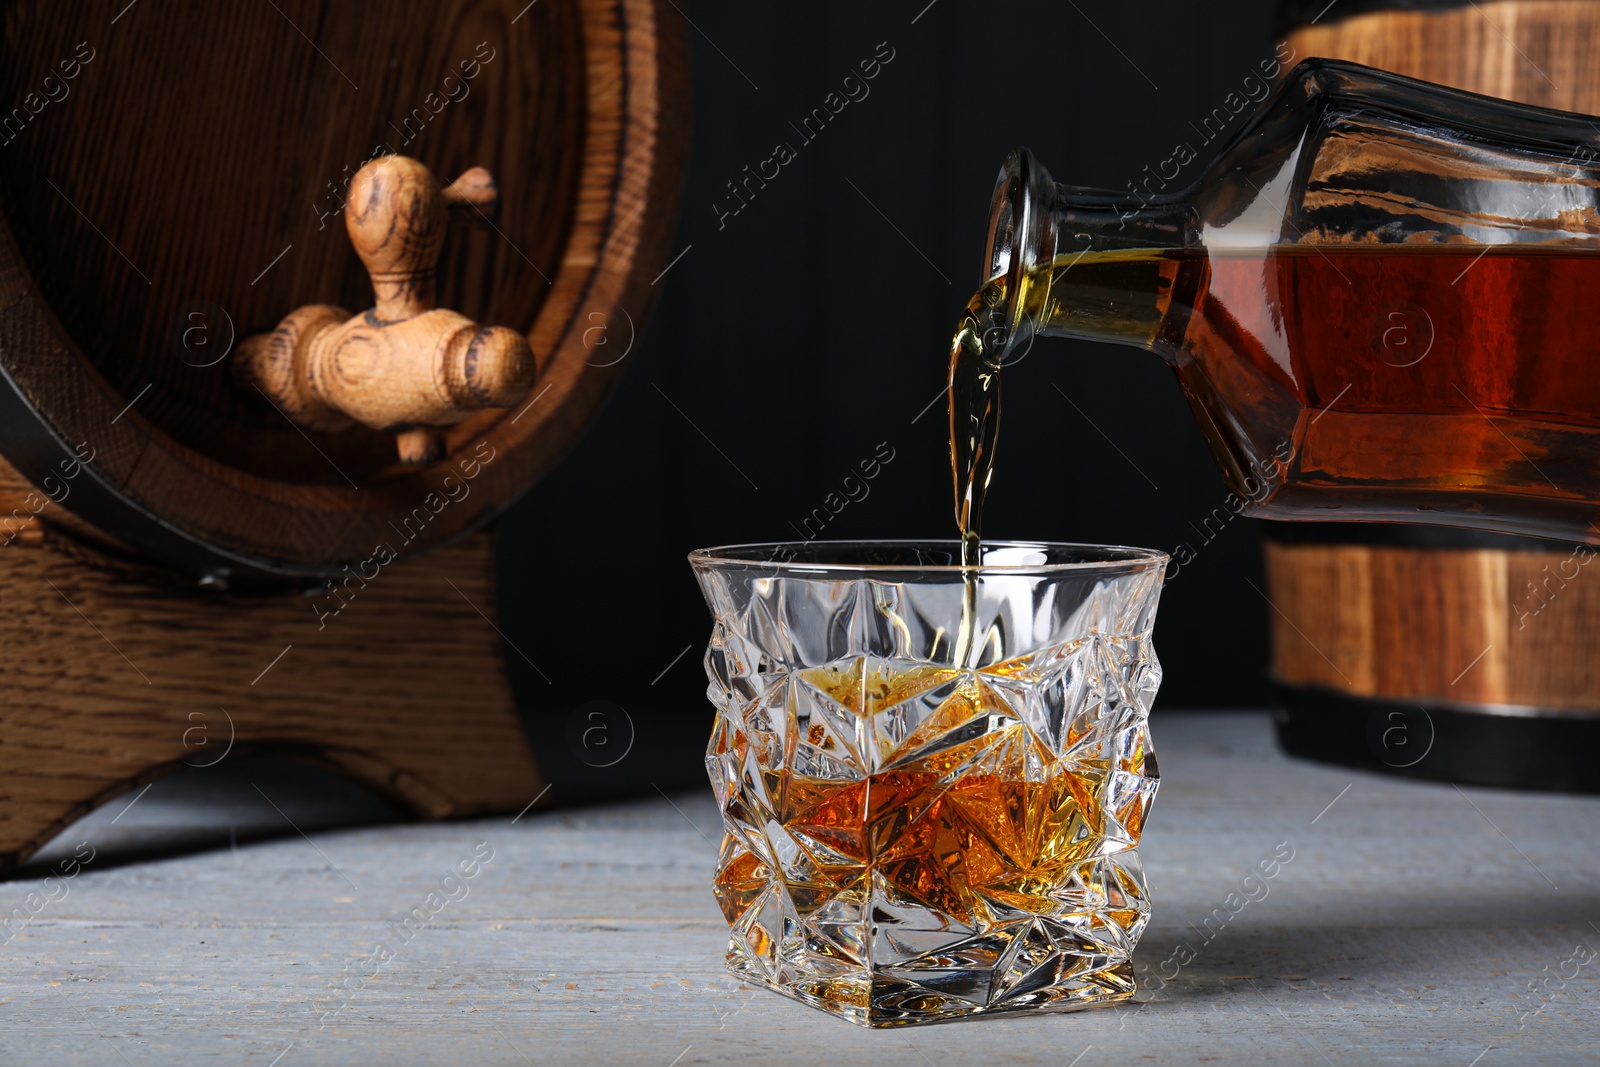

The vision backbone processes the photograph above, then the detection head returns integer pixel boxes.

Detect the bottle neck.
[1051,191,1193,254]
[984,150,1194,353]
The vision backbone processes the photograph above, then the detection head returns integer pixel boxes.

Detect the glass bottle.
[984,58,1600,544]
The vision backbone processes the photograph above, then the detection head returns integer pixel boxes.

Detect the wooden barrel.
[0,0,686,583]
[0,1,687,873]
[1270,0,1600,790]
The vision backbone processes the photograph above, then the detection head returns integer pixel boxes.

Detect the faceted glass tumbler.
[689,540,1168,1027]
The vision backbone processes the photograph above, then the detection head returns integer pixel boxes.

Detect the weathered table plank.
[2,712,1597,1065]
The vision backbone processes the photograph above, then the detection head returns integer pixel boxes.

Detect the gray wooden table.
[3,711,1596,1065]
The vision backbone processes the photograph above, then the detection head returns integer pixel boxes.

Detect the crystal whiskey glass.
[690,540,1167,1026]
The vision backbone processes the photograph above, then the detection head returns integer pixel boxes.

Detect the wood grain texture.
[1287,1,1600,112]
[1272,1,1600,714]
[0,0,687,577]
[1265,540,1600,708]
[4,714,1598,1063]
[0,453,125,556]
[0,511,546,875]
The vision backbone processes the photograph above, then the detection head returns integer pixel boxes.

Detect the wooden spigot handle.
[235,157,535,465]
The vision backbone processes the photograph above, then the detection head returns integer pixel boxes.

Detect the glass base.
[726,948,1136,1028]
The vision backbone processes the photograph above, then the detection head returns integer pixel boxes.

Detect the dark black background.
[498,0,1286,795]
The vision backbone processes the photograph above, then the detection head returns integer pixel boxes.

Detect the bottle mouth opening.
[983,148,1057,343]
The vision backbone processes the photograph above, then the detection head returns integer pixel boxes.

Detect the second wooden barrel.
[1270,0,1600,790]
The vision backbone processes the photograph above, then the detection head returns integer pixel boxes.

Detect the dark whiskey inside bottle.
[949,242,1600,551]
